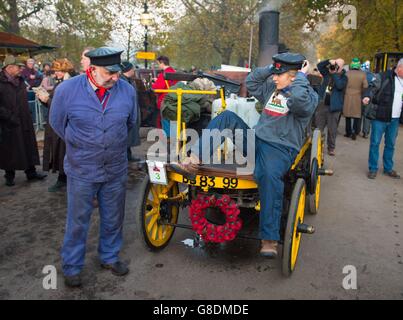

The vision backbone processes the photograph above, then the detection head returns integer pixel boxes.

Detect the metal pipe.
[258,10,280,67]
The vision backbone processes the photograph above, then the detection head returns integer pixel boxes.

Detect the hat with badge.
[2,55,26,68]
[271,52,306,74]
[85,47,124,73]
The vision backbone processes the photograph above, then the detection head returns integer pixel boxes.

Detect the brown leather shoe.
[384,170,401,179]
[328,149,336,156]
[260,240,278,259]
[367,171,377,180]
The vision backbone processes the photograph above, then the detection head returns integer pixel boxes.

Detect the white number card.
[146,161,168,185]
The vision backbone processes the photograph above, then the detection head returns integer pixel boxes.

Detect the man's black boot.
[64,274,82,288]
[101,261,129,276]
[26,171,47,182]
[5,177,15,187]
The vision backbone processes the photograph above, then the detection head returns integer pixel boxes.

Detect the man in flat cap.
[0,55,47,186]
[50,47,138,287]
[173,53,318,258]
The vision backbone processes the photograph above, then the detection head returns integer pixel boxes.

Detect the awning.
[0,32,57,56]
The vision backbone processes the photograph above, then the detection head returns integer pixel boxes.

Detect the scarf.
[86,68,108,102]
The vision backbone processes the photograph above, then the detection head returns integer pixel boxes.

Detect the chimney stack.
[258,10,280,67]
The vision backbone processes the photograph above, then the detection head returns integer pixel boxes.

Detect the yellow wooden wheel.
[308,129,323,215]
[137,176,179,251]
[282,179,306,277]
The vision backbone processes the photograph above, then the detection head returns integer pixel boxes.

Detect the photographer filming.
[315,58,348,156]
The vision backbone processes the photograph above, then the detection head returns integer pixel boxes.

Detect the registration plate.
[182,175,239,189]
[147,161,168,185]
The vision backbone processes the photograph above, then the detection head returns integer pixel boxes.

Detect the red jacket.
[152,67,177,109]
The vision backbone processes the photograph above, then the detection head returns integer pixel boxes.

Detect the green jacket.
[161,82,204,124]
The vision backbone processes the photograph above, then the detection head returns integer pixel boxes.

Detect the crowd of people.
[308,56,403,179]
[0,47,402,288]
[0,49,145,190]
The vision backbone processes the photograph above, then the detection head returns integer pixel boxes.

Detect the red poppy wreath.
[189,194,242,243]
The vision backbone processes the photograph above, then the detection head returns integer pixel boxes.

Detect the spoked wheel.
[308,129,323,215]
[136,176,179,251]
[282,179,306,277]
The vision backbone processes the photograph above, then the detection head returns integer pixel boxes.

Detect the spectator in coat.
[21,58,43,124]
[42,62,52,77]
[364,58,403,180]
[315,58,348,156]
[152,56,178,136]
[0,55,47,186]
[343,58,368,140]
[21,58,43,89]
[37,59,74,192]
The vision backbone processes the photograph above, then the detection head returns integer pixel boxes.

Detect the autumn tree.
[0,0,51,34]
[20,0,113,67]
[315,0,402,63]
[109,0,178,62]
[177,0,262,65]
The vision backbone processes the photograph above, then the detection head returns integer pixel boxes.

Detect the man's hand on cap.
[299,60,310,74]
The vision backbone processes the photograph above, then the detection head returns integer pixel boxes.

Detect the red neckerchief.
[86,68,108,102]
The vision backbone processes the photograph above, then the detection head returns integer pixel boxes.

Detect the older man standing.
[21,58,43,125]
[50,47,137,287]
[364,58,403,180]
[0,55,47,186]
[21,58,43,89]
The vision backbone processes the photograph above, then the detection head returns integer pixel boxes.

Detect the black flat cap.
[271,53,306,74]
[85,47,124,73]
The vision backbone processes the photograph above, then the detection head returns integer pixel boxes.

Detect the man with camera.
[363,58,403,180]
[316,58,348,156]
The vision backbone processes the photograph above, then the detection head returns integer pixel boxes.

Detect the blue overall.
[50,75,137,276]
[196,111,298,241]
[62,174,127,276]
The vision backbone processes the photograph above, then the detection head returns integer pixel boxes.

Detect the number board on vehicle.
[147,161,168,185]
[182,176,239,189]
